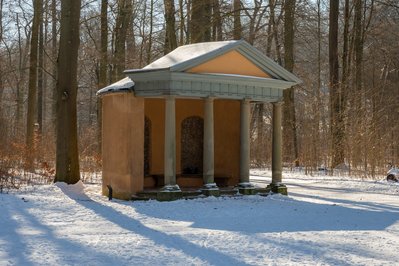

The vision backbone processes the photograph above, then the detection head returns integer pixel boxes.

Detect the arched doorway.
[144,116,151,176]
[181,116,203,175]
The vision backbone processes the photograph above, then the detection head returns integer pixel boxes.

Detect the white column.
[239,99,251,185]
[164,96,177,188]
[203,97,215,185]
[272,102,282,184]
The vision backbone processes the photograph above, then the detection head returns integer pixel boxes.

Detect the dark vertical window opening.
[144,116,151,176]
[181,116,204,175]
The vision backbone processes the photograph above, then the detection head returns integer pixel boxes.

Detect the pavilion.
[97,40,301,200]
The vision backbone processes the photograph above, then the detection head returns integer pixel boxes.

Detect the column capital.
[272,101,283,107]
[165,95,176,101]
[203,97,215,102]
[242,98,251,104]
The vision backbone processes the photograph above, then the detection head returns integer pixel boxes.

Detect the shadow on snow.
[0,194,121,266]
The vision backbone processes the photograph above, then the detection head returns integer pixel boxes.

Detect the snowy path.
[1,170,399,265]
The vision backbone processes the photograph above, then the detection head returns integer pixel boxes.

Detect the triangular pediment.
[186,50,271,78]
[123,40,302,100]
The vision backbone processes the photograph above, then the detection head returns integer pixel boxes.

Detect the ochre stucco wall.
[214,100,240,186]
[102,95,241,192]
[187,50,271,78]
[145,98,240,187]
[102,93,144,199]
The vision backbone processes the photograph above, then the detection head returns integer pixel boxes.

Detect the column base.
[267,183,288,195]
[202,183,220,197]
[238,182,256,195]
[157,185,182,201]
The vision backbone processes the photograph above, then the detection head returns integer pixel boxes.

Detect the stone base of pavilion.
[238,182,257,195]
[131,186,278,201]
[201,183,221,197]
[266,183,288,196]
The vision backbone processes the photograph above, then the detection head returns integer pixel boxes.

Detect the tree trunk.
[203,0,211,41]
[266,0,274,56]
[164,0,178,54]
[313,0,322,169]
[0,0,3,127]
[16,13,23,135]
[179,0,185,45]
[99,0,108,89]
[273,4,283,65]
[55,0,81,184]
[233,0,241,40]
[186,0,191,43]
[213,0,222,41]
[353,0,364,166]
[354,0,363,109]
[112,0,133,81]
[146,0,153,64]
[329,0,344,168]
[190,0,202,43]
[37,3,44,135]
[341,0,350,87]
[338,0,350,169]
[26,0,43,168]
[282,0,299,165]
[51,0,57,130]
[126,14,136,68]
[98,0,108,155]
[190,0,211,43]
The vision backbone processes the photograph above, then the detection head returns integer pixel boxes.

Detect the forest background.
[0,0,398,184]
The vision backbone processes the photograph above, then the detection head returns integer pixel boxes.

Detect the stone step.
[132,186,272,201]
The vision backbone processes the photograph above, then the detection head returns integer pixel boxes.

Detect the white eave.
[97,77,135,96]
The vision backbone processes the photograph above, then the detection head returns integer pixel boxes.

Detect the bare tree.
[97,0,108,154]
[15,13,30,136]
[243,0,267,45]
[99,0,108,90]
[0,0,397,180]
[26,0,43,168]
[164,0,177,53]
[190,0,211,43]
[146,0,154,64]
[329,0,344,168]
[112,0,133,81]
[212,0,222,41]
[0,0,3,127]
[54,0,82,184]
[51,0,58,129]
[282,0,299,166]
[313,0,322,169]
[233,0,241,40]
[37,0,45,135]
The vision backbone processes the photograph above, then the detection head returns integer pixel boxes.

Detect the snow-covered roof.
[96,77,134,96]
[98,40,301,101]
[125,40,301,84]
[143,41,237,70]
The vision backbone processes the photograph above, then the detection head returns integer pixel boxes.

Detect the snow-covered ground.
[1,170,399,266]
